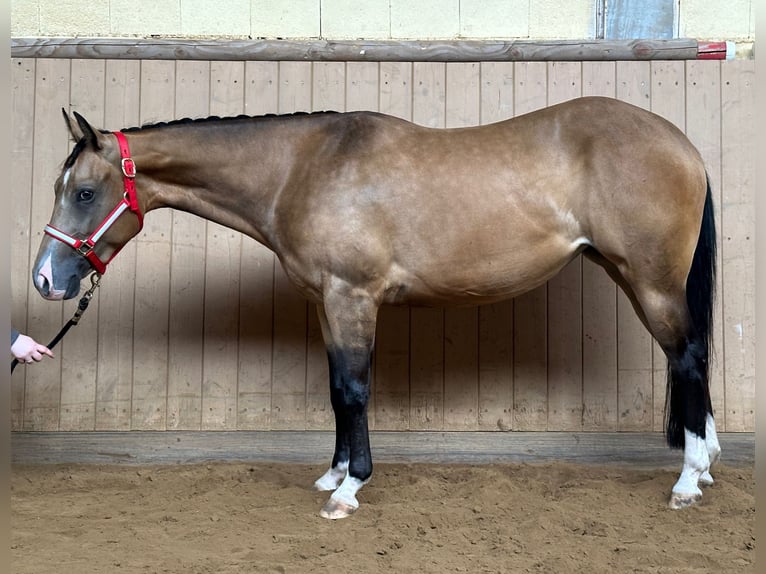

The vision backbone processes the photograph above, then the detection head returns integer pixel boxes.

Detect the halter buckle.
[76,242,94,257]
[121,157,136,178]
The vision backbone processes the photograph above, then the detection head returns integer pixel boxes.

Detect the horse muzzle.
[33,251,88,300]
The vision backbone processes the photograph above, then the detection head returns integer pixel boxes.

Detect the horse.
[32,96,719,519]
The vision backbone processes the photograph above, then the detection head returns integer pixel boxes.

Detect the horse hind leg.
[594,277,708,509]
[662,326,712,509]
[621,280,719,509]
[587,177,718,508]
[699,413,721,487]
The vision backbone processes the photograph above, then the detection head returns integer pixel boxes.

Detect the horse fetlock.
[313,462,348,492]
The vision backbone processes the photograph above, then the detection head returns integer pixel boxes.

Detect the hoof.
[699,471,715,487]
[669,491,702,510]
[319,498,358,520]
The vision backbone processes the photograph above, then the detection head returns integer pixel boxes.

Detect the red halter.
[43,132,143,274]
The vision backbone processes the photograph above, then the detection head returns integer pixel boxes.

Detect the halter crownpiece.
[43,131,144,274]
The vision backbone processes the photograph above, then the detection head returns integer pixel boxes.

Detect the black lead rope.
[11,273,102,373]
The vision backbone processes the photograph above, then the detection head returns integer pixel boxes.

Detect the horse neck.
[128,120,310,249]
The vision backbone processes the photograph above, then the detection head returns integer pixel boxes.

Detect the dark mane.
[61,111,340,169]
[121,110,339,133]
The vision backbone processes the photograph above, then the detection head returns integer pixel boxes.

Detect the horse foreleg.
[313,290,377,519]
[313,329,350,492]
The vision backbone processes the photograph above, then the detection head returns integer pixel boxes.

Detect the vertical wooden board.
[512,62,547,431]
[201,61,245,430]
[10,58,36,430]
[614,61,654,431]
[443,62,480,430]
[477,62,514,431]
[547,62,581,105]
[477,303,513,430]
[96,59,140,430]
[312,61,345,111]
[373,307,410,430]
[650,61,686,127]
[445,62,480,126]
[443,307,479,430]
[409,62,446,430]
[305,307,331,429]
[379,62,412,120]
[649,61,686,431]
[166,61,209,431]
[346,62,379,112]
[684,61,725,428]
[305,62,345,430]
[277,61,312,113]
[581,62,618,431]
[24,59,69,430]
[546,62,584,431]
[271,61,312,430]
[412,62,446,127]
[58,59,106,431]
[239,61,279,429]
[479,62,514,123]
[131,60,175,430]
[721,61,755,431]
[374,62,412,430]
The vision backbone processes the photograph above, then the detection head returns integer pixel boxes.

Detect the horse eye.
[77,189,95,203]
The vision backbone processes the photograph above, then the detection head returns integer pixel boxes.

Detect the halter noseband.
[44,132,144,274]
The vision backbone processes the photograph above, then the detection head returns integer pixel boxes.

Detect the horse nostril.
[36,272,51,297]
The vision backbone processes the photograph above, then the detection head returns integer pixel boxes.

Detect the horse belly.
[385,233,584,307]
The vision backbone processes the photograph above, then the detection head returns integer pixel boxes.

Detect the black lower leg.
[331,347,373,482]
[327,350,350,468]
[665,336,711,449]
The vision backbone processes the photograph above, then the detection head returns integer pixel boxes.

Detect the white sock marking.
[699,414,721,486]
[314,461,348,491]
[329,474,367,509]
[671,428,709,496]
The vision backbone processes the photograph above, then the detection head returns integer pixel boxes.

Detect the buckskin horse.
[32,96,718,519]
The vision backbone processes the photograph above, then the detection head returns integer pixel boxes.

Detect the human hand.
[11,334,54,363]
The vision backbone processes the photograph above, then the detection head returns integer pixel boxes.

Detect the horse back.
[272,97,706,306]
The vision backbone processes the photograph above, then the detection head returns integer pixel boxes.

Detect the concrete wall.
[12,0,755,41]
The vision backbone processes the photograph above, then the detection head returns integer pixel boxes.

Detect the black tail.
[665,173,717,448]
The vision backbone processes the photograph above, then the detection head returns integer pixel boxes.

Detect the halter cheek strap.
[43,132,143,274]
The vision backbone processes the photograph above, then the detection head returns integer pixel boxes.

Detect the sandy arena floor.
[11,461,754,573]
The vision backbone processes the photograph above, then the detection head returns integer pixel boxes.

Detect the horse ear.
[62,108,83,142]
[72,110,104,151]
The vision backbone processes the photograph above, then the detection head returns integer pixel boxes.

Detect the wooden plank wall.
[10,58,755,433]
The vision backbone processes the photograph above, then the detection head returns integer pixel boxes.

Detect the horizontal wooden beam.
[11,37,702,62]
[11,431,754,468]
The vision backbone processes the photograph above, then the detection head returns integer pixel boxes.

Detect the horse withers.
[32,96,719,519]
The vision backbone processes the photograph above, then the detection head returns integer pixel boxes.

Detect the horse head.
[33,111,143,300]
